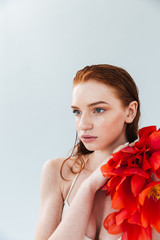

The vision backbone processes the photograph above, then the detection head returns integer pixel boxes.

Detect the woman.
[34,64,145,240]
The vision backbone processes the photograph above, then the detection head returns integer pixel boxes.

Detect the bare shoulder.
[41,156,75,178]
[35,157,69,239]
[41,157,63,178]
[40,158,65,199]
[40,157,75,197]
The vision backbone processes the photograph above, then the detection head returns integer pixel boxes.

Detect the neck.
[93,150,111,161]
[87,151,110,171]
[87,139,128,170]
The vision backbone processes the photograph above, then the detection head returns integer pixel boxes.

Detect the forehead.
[72,80,120,104]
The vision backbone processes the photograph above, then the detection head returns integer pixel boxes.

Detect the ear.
[125,101,138,124]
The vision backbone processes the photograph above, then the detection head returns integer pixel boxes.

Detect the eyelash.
[72,108,106,116]
[93,108,105,113]
[72,109,81,115]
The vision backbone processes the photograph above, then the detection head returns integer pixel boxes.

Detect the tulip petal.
[147,130,160,153]
[124,224,141,240]
[101,163,111,177]
[101,182,108,191]
[116,209,129,225]
[141,196,160,232]
[150,198,160,233]
[139,181,160,204]
[139,126,156,139]
[112,177,138,213]
[142,153,151,171]
[107,175,122,189]
[135,138,148,152]
[124,167,149,178]
[150,151,160,172]
[128,211,142,225]
[131,175,147,196]
[138,226,152,240]
[104,212,124,234]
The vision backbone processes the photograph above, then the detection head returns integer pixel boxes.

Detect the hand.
[112,141,135,154]
[84,154,112,192]
[84,142,136,193]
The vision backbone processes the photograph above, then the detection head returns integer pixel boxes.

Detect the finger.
[112,142,129,153]
[129,142,135,147]
[100,154,112,166]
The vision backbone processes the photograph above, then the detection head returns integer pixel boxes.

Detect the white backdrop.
[0,0,160,239]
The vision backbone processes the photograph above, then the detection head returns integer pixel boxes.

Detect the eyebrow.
[71,101,110,109]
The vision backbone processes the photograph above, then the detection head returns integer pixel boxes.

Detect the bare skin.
[34,153,125,240]
[34,80,143,239]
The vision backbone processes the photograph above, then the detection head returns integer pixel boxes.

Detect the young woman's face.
[71,80,130,154]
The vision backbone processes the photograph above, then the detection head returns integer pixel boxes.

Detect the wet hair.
[60,64,140,178]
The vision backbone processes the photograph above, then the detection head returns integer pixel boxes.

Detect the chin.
[84,146,95,152]
[84,145,101,152]
[82,143,95,152]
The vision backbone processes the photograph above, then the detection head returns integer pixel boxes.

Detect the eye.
[94,108,105,113]
[72,109,81,116]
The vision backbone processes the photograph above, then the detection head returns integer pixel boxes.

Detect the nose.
[78,113,93,131]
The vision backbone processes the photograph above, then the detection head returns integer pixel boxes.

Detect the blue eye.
[94,108,105,113]
[72,109,81,115]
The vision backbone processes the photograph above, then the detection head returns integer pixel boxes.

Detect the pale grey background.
[0,0,160,239]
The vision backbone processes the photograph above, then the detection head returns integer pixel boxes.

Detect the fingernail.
[124,142,129,146]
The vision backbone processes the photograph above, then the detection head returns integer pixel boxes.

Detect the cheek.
[99,112,126,129]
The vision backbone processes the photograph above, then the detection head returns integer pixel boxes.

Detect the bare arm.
[48,156,111,240]
[34,159,64,240]
[34,156,111,240]
[49,179,96,240]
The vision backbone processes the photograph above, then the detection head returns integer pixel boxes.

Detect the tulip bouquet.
[101,126,160,240]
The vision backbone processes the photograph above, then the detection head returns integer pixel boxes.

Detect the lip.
[81,135,97,143]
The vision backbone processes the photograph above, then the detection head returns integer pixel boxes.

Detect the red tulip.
[139,181,160,233]
[101,125,160,239]
[104,210,152,240]
[147,130,160,153]
[149,151,160,178]
[138,126,156,139]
